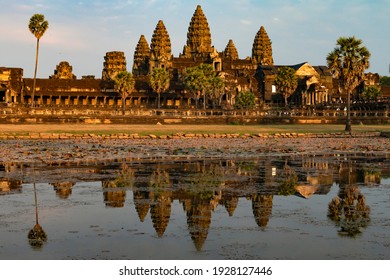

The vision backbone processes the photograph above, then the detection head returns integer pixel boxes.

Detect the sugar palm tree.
[113,71,135,115]
[184,64,221,110]
[326,36,370,132]
[28,14,49,107]
[274,66,298,106]
[149,68,170,109]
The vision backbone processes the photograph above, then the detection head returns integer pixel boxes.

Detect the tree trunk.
[203,91,206,110]
[157,92,161,109]
[31,38,40,107]
[345,91,351,132]
[122,97,126,115]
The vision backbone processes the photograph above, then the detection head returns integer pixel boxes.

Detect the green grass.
[0,123,388,136]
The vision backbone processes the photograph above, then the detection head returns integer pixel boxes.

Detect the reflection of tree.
[102,164,133,208]
[28,179,47,248]
[277,160,297,196]
[328,186,370,237]
[252,194,273,229]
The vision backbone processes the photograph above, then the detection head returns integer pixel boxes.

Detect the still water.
[1,154,389,259]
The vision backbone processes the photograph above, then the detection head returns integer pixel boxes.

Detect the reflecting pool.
[1,154,389,259]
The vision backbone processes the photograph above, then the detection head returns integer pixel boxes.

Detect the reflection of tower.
[51,182,75,199]
[220,190,239,216]
[252,194,273,229]
[133,187,150,222]
[150,193,172,237]
[186,198,212,251]
[102,180,126,208]
[0,179,22,195]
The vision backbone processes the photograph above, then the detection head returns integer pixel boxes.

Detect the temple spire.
[181,5,213,58]
[223,39,239,60]
[150,20,172,61]
[252,26,274,65]
[133,35,150,76]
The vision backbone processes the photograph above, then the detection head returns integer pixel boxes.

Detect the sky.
[0,0,389,78]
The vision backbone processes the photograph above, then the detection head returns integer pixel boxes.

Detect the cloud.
[240,19,251,25]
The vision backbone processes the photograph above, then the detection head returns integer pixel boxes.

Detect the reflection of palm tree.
[328,186,370,237]
[28,179,47,248]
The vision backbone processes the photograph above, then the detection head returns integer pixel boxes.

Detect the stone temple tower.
[252,26,274,65]
[149,20,172,71]
[102,51,127,80]
[181,5,213,58]
[133,35,150,76]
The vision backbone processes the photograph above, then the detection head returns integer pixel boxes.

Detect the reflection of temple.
[0,179,22,195]
[251,194,273,229]
[50,182,75,199]
[102,180,126,208]
[185,197,212,251]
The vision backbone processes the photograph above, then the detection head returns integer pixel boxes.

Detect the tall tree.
[274,66,298,106]
[28,14,49,107]
[113,71,135,115]
[208,75,224,108]
[149,68,170,109]
[184,64,222,109]
[327,36,370,132]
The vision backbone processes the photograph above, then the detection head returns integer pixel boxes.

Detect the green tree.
[113,71,135,115]
[361,86,382,101]
[28,14,49,107]
[208,75,224,108]
[379,76,390,86]
[235,91,256,109]
[184,64,222,109]
[326,36,370,132]
[149,68,170,109]
[274,66,298,106]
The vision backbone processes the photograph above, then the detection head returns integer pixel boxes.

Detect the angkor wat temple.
[0,5,382,109]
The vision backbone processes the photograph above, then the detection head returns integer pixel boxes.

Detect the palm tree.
[149,68,170,109]
[208,75,224,108]
[184,64,221,110]
[113,71,135,115]
[274,66,298,106]
[326,36,370,132]
[28,14,49,107]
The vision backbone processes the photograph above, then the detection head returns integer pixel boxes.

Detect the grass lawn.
[0,123,388,136]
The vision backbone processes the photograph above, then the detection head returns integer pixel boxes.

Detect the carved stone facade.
[50,61,76,80]
[102,51,127,80]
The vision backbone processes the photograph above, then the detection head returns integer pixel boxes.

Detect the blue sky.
[1,0,389,78]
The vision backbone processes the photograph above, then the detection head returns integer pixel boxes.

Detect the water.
[1,154,389,259]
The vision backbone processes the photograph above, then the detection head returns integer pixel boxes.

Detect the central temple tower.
[181,5,213,58]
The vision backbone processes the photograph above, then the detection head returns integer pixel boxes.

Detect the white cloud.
[240,19,251,25]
